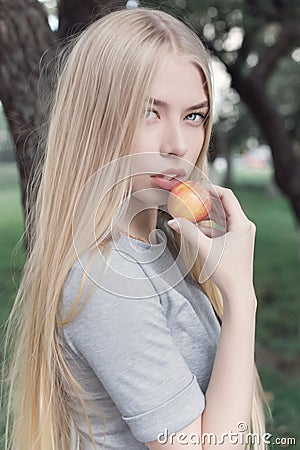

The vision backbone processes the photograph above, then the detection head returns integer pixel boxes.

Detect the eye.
[144,109,159,120]
[186,112,208,124]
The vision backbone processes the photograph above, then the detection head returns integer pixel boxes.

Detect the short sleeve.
[61,249,205,443]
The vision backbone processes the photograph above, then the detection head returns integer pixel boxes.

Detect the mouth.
[150,168,187,179]
[150,174,186,191]
[151,174,181,180]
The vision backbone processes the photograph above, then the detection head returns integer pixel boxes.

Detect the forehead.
[148,54,208,106]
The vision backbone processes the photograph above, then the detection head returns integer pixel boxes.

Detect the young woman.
[2,7,270,450]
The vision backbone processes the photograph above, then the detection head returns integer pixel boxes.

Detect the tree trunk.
[0,0,57,249]
[58,0,119,38]
[230,68,300,225]
[0,0,122,251]
[200,9,300,251]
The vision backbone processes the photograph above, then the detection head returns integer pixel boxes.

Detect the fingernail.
[167,219,179,232]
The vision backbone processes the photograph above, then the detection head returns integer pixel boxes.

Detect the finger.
[167,217,211,256]
[208,184,245,218]
[197,220,225,238]
[197,225,215,238]
[206,184,249,230]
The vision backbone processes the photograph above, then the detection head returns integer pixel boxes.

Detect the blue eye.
[144,109,159,120]
[186,112,207,123]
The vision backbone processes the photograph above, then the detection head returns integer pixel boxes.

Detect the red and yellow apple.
[167,180,212,223]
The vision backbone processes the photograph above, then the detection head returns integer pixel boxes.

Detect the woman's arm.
[146,186,258,449]
[146,290,256,450]
[201,287,257,448]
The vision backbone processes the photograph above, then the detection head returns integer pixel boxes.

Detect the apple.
[167,180,212,223]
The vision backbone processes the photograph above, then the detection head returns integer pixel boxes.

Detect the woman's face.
[130,54,209,206]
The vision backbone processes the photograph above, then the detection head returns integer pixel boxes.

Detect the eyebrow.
[147,97,209,112]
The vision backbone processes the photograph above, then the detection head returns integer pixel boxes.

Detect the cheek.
[186,145,203,166]
[132,127,157,154]
[188,139,205,165]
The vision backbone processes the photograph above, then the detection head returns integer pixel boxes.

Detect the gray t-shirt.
[58,229,221,449]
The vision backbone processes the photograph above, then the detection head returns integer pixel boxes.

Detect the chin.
[131,187,169,207]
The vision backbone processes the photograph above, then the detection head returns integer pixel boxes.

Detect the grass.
[0,162,299,448]
[0,164,26,450]
[230,175,300,447]
[233,187,299,353]
[0,165,25,325]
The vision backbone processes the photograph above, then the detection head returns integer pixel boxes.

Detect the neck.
[119,197,158,244]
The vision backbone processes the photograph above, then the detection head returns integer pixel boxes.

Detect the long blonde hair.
[1,7,270,450]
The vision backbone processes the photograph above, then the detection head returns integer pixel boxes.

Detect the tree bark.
[58,0,119,38]
[229,68,300,225]
[212,14,300,230]
[0,0,57,249]
[0,0,122,251]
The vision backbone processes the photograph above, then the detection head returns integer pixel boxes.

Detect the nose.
[160,120,187,157]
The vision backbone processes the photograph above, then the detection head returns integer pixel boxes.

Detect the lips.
[150,168,187,180]
[151,174,185,191]
[151,172,183,191]
[149,168,187,191]
[153,174,179,181]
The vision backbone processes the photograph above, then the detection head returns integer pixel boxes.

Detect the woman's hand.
[167,184,257,303]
